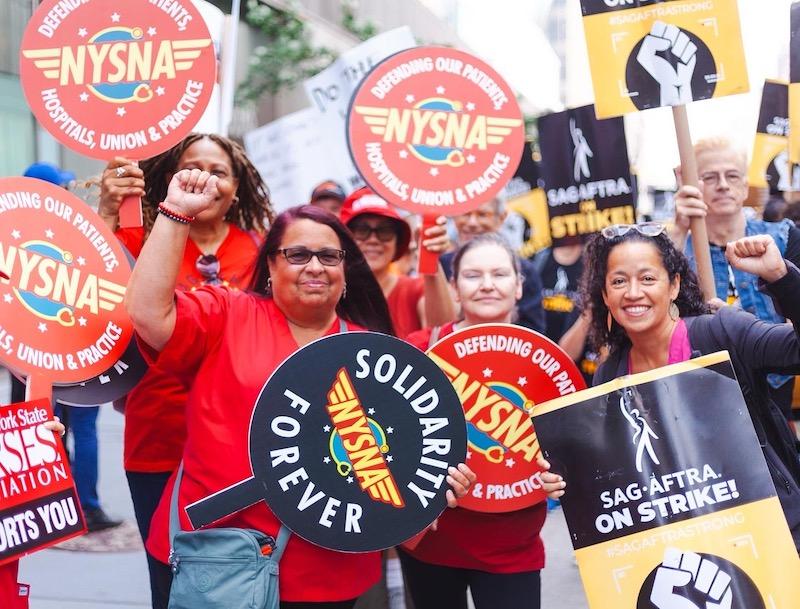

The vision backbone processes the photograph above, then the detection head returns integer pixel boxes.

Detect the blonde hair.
[693,137,747,172]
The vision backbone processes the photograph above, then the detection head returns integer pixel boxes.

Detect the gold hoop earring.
[669,300,679,321]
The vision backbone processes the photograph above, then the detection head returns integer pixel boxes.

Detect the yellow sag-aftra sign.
[581,0,749,118]
[749,80,796,190]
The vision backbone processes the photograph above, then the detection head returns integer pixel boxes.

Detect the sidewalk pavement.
[3,369,589,609]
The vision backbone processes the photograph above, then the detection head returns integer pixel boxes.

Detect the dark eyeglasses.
[350,223,397,242]
[196,254,222,285]
[275,247,345,266]
[600,222,666,239]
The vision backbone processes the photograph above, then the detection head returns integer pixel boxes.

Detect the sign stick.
[25,372,52,405]
[119,160,143,228]
[416,214,440,275]
[672,105,716,301]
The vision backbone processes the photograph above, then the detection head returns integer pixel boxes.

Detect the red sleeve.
[405,327,434,351]
[137,286,233,384]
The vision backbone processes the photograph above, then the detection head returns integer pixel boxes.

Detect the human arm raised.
[125,169,219,352]
[669,183,706,251]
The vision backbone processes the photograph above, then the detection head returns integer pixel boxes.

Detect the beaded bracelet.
[158,202,195,224]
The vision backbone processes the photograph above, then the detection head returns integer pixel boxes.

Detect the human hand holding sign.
[637,21,697,106]
[651,548,732,609]
[163,168,220,218]
[725,234,787,284]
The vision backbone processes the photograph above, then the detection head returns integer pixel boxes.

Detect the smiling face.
[453,200,505,243]
[602,240,680,339]
[267,218,345,315]
[696,147,748,219]
[454,243,522,324]
[174,137,239,224]
[349,213,399,273]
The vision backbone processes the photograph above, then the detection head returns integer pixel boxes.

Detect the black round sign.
[250,332,467,552]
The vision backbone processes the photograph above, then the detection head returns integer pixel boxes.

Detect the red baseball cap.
[340,187,412,260]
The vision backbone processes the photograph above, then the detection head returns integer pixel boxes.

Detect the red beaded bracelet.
[158,202,195,224]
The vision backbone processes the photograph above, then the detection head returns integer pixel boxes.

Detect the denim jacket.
[685,217,793,388]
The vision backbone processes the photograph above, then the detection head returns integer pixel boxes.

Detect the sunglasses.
[350,223,397,243]
[196,254,222,285]
[600,222,666,239]
[275,247,345,266]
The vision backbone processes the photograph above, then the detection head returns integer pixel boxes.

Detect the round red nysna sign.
[347,46,525,216]
[428,324,586,512]
[0,177,133,384]
[20,0,216,160]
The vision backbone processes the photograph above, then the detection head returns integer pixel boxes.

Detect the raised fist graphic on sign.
[636,21,697,106]
[650,548,732,609]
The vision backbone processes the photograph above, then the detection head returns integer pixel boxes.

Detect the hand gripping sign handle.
[417,214,440,276]
[185,475,265,529]
[672,105,715,301]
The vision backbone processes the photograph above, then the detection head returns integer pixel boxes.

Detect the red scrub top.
[143,287,381,602]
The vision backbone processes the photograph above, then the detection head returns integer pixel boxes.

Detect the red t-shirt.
[386,275,424,338]
[115,226,260,472]
[404,324,547,573]
[0,561,27,609]
[143,288,381,602]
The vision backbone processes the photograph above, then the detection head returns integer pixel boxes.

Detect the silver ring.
[115,166,126,178]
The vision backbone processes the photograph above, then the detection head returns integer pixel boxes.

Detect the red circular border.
[347,46,525,216]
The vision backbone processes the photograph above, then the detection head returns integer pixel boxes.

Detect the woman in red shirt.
[403,233,547,609]
[96,133,273,608]
[124,168,476,609]
[340,187,454,338]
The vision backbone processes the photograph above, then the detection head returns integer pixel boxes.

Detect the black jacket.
[594,262,800,551]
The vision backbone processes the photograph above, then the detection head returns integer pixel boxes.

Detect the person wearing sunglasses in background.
[96,133,274,608]
[672,137,800,419]
[401,234,547,609]
[123,165,476,607]
[539,223,800,552]
[341,187,455,339]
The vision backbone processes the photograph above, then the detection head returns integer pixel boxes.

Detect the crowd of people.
[3,131,800,609]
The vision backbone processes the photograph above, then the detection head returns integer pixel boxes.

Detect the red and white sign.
[427,324,586,512]
[19,0,216,160]
[0,399,85,566]
[0,177,133,384]
[347,46,525,216]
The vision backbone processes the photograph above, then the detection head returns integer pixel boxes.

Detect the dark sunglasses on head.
[275,247,345,266]
[600,222,666,239]
[350,223,397,242]
[196,254,222,285]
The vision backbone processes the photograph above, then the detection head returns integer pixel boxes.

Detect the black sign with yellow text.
[533,352,800,608]
[538,104,635,247]
[789,2,800,163]
[581,0,749,118]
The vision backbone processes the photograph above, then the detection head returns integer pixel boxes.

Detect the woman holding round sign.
[124,164,476,608]
[539,226,800,551]
[96,133,274,605]
[401,233,585,609]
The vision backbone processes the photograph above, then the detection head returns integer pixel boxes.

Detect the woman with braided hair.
[97,133,275,609]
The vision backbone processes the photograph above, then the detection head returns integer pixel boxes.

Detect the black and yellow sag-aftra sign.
[789,2,800,163]
[749,81,797,191]
[581,0,749,118]
[533,352,800,609]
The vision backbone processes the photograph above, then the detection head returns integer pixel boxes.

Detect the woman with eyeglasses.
[400,233,547,609]
[124,169,476,608]
[539,223,800,552]
[96,133,274,608]
[341,187,455,338]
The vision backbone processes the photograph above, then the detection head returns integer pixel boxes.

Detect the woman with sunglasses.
[540,223,800,551]
[124,169,476,608]
[96,133,274,607]
[341,187,455,338]
[400,233,546,609]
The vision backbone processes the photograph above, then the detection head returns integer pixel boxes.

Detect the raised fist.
[725,234,787,284]
[637,21,697,106]
[650,548,732,609]
[163,169,219,218]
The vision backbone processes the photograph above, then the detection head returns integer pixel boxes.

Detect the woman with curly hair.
[540,224,800,551]
[96,133,275,608]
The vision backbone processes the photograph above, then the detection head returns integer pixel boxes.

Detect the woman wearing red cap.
[340,187,454,338]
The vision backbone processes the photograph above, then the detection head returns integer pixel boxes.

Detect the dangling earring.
[266,277,272,294]
[232,195,239,206]
[669,300,679,321]
[341,282,347,300]
[607,311,614,332]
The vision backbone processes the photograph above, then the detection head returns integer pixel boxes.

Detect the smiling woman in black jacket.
[540,224,800,551]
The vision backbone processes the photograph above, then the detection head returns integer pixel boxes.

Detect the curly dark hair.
[580,230,709,352]
[251,205,395,335]
[138,133,274,234]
